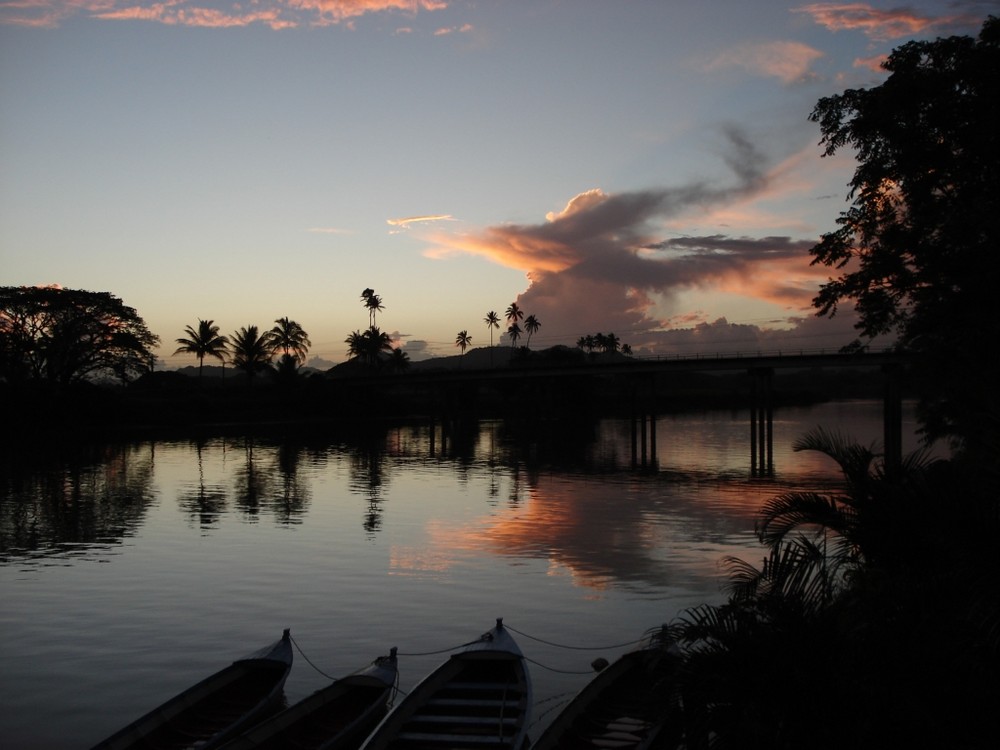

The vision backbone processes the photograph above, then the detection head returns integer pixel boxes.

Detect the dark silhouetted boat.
[90,629,293,750]
[359,618,531,750]
[531,626,681,750]
[220,647,398,750]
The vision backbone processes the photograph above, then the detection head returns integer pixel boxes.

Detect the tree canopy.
[0,286,159,385]
[809,17,1000,443]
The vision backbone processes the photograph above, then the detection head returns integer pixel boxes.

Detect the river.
[0,399,936,748]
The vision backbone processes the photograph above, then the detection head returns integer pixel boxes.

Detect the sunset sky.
[2,1,996,368]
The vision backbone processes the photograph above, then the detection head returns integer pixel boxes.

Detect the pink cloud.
[793,2,983,41]
[706,40,825,84]
[0,0,449,28]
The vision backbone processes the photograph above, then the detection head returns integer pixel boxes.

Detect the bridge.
[332,348,907,477]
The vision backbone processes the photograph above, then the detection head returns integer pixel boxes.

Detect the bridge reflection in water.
[339,349,906,478]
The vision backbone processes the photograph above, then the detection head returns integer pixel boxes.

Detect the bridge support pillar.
[749,367,774,477]
[630,376,658,469]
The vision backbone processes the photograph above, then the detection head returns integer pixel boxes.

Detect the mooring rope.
[396,636,487,657]
[504,624,645,651]
[523,655,597,675]
[289,633,338,681]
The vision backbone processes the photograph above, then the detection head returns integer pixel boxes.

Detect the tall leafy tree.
[808,16,1000,444]
[174,319,229,380]
[0,286,159,384]
[269,317,311,365]
[523,315,540,349]
[455,330,471,355]
[230,325,274,383]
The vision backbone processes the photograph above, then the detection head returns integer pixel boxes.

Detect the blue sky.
[2,1,996,367]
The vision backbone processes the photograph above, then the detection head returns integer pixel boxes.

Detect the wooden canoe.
[90,629,293,750]
[219,648,399,750]
[359,618,532,750]
[531,626,681,750]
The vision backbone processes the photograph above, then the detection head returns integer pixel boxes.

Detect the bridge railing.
[629,346,897,362]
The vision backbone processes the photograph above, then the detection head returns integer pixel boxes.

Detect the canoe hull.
[220,650,398,750]
[360,619,531,750]
[532,628,681,750]
[90,630,293,750]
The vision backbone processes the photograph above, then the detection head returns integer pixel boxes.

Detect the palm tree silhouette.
[455,330,472,356]
[346,326,393,367]
[505,302,523,327]
[362,292,384,327]
[523,315,540,349]
[174,319,229,380]
[230,325,274,383]
[269,317,311,365]
[484,311,500,365]
[507,322,522,351]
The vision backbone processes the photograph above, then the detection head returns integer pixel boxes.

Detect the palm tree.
[602,332,620,353]
[174,319,229,380]
[388,347,410,372]
[622,343,633,356]
[668,428,949,747]
[505,301,523,327]
[484,311,500,366]
[269,317,311,365]
[523,315,540,349]
[507,322,522,350]
[346,326,393,367]
[230,325,274,383]
[455,330,472,356]
[361,290,384,327]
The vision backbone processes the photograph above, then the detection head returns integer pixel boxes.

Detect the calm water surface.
[0,401,935,748]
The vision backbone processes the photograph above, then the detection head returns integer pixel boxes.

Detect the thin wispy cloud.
[0,0,449,29]
[793,2,986,41]
[706,40,825,84]
[387,214,455,234]
[308,226,357,235]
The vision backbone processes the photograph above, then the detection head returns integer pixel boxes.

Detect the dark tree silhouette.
[269,317,311,365]
[174,319,229,380]
[230,325,274,383]
[484,311,500,366]
[455,330,471,355]
[0,285,159,384]
[523,315,540,349]
[507,322,522,350]
[809,16,1000,444]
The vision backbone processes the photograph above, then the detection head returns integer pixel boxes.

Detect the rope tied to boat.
[288,633,338,681]
[504,624,646,651]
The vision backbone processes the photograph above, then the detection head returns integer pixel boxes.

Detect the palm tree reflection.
[177,440,227,530]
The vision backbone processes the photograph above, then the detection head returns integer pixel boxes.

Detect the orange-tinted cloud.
[422,127,837,345]
[1,0,448,28]
[706,40,824,84]
[793,2,982,41]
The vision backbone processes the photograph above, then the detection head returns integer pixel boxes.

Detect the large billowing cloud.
[426,128,847,354]
[0,0,448,29]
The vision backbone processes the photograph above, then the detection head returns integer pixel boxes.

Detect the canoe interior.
[368,653,530,750]
[93,661,289,750]
[534,647,680,750]
[223,677,394,750]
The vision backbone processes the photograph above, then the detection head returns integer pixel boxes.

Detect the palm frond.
[756,491,857,548]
